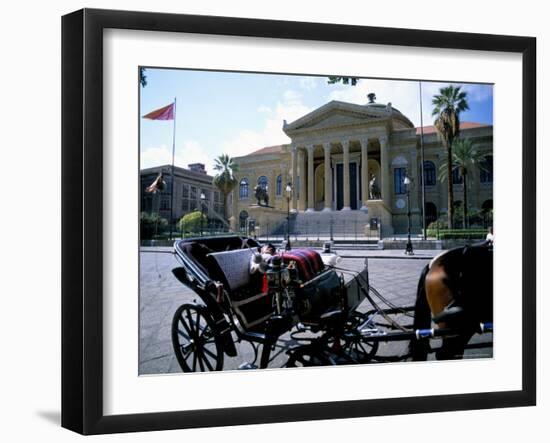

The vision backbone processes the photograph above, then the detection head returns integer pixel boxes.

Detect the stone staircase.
[290,210,376,239]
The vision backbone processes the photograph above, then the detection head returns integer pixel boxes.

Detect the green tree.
[327,76,359,86]
[140,211,167,239]
[432,85,469,229]
[438,138,485,228]
[212,154,239,221]
[139,67,147,87]
[178,211,207,236]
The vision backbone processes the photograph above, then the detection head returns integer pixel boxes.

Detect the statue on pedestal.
[254,185,269,206]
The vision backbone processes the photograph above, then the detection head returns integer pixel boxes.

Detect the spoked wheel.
[171,303,224,372]
[341,312,380,363]
[343,333,379,363]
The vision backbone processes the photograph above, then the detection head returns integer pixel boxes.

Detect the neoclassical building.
[230,99,493,237]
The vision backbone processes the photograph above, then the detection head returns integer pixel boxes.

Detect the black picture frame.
[62,8,536,435]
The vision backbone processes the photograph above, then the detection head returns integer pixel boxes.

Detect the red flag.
[142,102,174,120]
[145,172,166,193]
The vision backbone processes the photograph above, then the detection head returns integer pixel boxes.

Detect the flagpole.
[169,97,176,240]
[419,82,427,240]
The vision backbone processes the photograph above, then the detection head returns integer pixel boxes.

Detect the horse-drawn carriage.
[170,235,493,372]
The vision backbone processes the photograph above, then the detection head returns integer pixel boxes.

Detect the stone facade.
[230,100,493,236]
[140,164,224,224]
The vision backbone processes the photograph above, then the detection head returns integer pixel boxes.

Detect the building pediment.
[283,100,413,135]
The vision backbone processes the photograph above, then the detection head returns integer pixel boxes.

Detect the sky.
[139,68,493,175]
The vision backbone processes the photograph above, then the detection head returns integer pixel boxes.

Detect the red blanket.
[280,249,324,282]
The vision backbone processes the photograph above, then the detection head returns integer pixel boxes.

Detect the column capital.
[306,144,315,153]
[342,140,351,150]
[379,135,388,145]
[323,142,332,152]
[360,138,370,148]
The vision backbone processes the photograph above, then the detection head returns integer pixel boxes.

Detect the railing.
[253,218,381,242]
[140,217,381,245]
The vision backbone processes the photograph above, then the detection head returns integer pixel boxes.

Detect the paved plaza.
[139,246,492,375]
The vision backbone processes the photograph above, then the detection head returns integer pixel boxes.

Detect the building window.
[258,176,268,191]
[239,178,249,199]
[201,189,210,213]
[190,186,197,211]
[160,198,170,210]
[423,161,436,186]
[181,184,189,212]
[480,155,493,183]
[276,175,282,196]
[393,167,406,195]
[452,167,463,184]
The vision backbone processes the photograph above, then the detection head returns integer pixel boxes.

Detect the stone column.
[360,138,369,210]
[306,145,315,212]
[298,148,307,211]
[379,136,391,207]
[342,140,351,211]
[323,143,332,211]
[290,146,298,212]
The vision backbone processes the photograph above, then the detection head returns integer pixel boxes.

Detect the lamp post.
[285,182,293,250]
[200,192,206,237]
[403,175,414,255]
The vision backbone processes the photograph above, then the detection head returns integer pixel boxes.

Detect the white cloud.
[461,83,493,103]
[141,140,215,174]
[299,77,318,91]
[221,90,313,158]
[327,79,426,126]
[326,79,492,127]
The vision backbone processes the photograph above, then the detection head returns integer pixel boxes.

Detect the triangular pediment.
[283,101,390,133]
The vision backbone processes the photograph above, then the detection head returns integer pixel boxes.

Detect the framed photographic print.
[62,8,536,435]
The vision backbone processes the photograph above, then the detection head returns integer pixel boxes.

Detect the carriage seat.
[206,248,255,293]
[279,249,325,282]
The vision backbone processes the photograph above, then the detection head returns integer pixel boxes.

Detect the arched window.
[423,161,436,186]
[452,167,463,184]
[480,155,493,183]
[257,176,268,191]
[239,178,249,199]
[393,167,406,195]
[276,175,282,196]
[425,202,438,226]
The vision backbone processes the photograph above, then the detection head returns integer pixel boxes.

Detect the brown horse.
[409,241,493,361]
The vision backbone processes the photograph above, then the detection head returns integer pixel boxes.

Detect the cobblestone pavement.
[139,247,492,375]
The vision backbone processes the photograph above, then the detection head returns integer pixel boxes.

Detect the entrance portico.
[288,139,388,213]
[282,100,407,214]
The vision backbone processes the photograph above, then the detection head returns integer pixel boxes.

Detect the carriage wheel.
[171,303,224,372]
[343,335,379,363]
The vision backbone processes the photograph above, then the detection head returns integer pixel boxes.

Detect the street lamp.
[285,182,293,250]
[403,175,414,255]
[200,192,206,237]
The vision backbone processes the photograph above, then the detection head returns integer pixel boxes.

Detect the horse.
[254,185,269,206]
[409,241,493,361]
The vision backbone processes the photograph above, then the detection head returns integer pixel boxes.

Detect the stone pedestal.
[365,199,393,237]
[246,205,288,235]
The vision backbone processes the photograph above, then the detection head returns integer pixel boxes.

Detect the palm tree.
[212,154,239,222]
[432,85,469,228]
[438,138,486,228]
